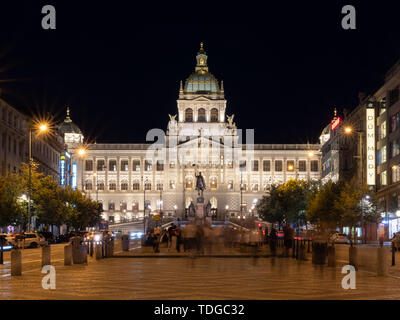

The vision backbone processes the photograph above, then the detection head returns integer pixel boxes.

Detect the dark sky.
[1,1,400,144]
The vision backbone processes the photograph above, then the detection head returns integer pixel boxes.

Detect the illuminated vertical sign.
[72,162,77,190]
[366,107,376,186]
[60,157,65,186]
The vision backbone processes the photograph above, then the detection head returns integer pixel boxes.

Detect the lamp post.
[142,176,147,234]
[27,122,49,232]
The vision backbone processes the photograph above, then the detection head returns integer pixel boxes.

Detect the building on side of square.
[63,44,322,223]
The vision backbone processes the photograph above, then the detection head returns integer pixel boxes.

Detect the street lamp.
[27,121,49,232]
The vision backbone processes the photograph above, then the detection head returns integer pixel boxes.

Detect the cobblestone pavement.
[1,249,400,299]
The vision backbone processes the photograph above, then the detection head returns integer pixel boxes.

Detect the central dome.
[184,72,219,93]
[182,43,222,95]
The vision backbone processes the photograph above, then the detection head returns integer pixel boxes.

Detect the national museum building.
[60,44,321,223]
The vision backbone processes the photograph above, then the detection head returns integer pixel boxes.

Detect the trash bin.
[122,234,129,251]
[70,236,87,264]
[312,241,327,265]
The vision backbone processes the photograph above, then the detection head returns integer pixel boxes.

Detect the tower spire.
[179,80,183,94]
[195,42,208,73]
[65,107,72,122]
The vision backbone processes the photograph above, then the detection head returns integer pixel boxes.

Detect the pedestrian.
[170,229,177,253]
[176,226,182,252]
[269,227,277,256]
[153,228,160,253]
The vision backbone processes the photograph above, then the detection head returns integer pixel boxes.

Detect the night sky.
[1,1,400,144]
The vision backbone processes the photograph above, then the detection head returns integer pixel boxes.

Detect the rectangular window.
[239,160,246,172]
[299,160,306,172]
[132,160,140,171]
[392,141,400,159]
[381,145,387,163]
[156,160,164,171]
[169,180,176,189]
[263,160,271,172]
[121,160,128,171]
[108,202,115,211]
[145,160,152,171]
[381,171,387,186]
[287,160,295,172]
[389,86,399,106]
[251,160,258,172]
[379,121,387,140]
[275,160,282,172]
[85,160,93,171]
[393,166,400,184]
[311,160,319,172]
[109,160,117,171]
[97,160,105,171]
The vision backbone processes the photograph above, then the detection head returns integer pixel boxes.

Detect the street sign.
[154,215,161,221]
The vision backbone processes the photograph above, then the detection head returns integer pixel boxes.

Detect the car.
[38,231,56,244]
[330,232,349,244]
[0,234,14,251]
[84,231,104,245]
[13,233,48,248]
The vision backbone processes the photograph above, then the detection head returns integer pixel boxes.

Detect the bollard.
[312,242,327,265]
[95,243,102,260]
[392,242,396,266]
[377,246,388,276]
[64,244,72,266]
[41,245,51,267]
[307,239,310,253]
[90,240,94,257]
[122,235,130,252]
[296,239,299,260]
[299,243,306,260]
[327,245,336,267]
[11,249,22,276]
[349,245,358,271]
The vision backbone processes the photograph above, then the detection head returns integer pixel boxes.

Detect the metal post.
[0,237,3,265]
[143,176,146,234]
[292,238,295,258]
[359,132,365,244]
[27,129,32,232]
[296,238,299,260]
[392,242,396,266]
[308,239,310,253]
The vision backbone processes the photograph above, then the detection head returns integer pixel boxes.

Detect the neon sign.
[72,162,77,189]
[331,117,342,131]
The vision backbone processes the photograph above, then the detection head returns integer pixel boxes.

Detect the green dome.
[184,72,219,93]
[58,108,82,135]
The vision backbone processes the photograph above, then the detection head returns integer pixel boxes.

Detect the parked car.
[0,233,14,251]
[38,231,56,244]
[330,232,349,244]
[13,233,48,248]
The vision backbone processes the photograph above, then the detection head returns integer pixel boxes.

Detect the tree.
[306,180,343,236]
[257,179,318,228]
[0,174,25,230]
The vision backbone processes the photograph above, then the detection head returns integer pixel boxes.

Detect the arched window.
[145,182,152,190]
[185,178,193,189]
[185,108,193,122]
[227,180,234,190]
[121,180,128,191]
[109,181,116,191]
[156,182,163,190]
[251,183,259,192]
[210,108,219,122]
[132,201,139,211]
[198,108,206,122]
[210,177,217,189]
[98,181,105,191]
[132,180,140,190]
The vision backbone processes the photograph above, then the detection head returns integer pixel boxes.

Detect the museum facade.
[61,44,321,223]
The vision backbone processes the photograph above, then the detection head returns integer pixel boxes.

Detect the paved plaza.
[1,241,400,299]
